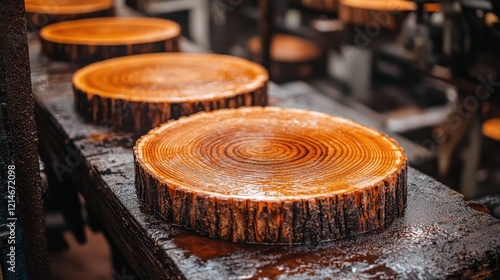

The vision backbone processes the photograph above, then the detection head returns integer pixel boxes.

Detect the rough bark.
[134,107,408,244]
[338,1,440,31]
[338,0,413,31]
[248,34,326,82]
[74,86,268,135]
[40,18,180,62]
[26,8,114,31]
[41,37,179,63]
[73,53,269,134]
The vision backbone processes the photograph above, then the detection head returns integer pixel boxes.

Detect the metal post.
[0,0,51,279]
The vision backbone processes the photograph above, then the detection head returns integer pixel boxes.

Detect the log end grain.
[25,0,114,30]
[72,53,269,134]
[134,107,408,244]
[338,0,439,31]
[482,118,500,142]
[40,17,180,62]
[248,34,326,82]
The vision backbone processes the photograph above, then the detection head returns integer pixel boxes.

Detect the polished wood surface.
[248,34,325,81]
[25,0,114,29]
[30,3,500,279]
[40,17,179,45]
[339,0,439,31]
[40,17,180,61]
[249,34,323,63]
[483,118,500,141]
[31,35,500,278]
[73,53,268,134]
[25,0,114,14]
[134,107,408,244]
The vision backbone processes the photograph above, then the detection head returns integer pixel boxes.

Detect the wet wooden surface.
[30,35,500,280]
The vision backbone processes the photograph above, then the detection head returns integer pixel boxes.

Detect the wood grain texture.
[72,53,268,134]
[25,0,114,30]
[339,0,439,31]
[248,34,325,82]
[134,107,408,244]
[30,34,500,279]
[40,17,180,62]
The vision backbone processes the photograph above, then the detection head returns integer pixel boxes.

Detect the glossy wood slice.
[339,0,440,31]
[134,107,408,244]
[40,17,180,62]
[482,118,500,142]
[248,34,325,82]
[301,0,339,13]
[25,0,114,30]
[73,53,268,134]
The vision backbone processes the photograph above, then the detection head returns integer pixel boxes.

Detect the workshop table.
[30,33,500,280]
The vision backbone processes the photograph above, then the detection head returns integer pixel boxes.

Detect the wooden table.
[30,34,500,280]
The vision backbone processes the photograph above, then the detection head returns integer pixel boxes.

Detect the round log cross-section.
[40,17,180,62]
[339,0,440,32]
[72,53,268,134]
[134,107,408,244]
[248,34,325,82]
[25,0,114,30]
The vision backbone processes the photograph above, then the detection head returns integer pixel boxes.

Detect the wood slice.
[339,0,440,31]
[248,34,326,82]
[134,107,408,244]
[25,0,114,30]
[72,53,268,134]
[301,0,339,13]
[40,17,180,62]
[482,118,500,142]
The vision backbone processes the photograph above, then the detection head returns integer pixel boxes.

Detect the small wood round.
[248,34,325,82]
[301,0,339,13]
[249,34,323,63]
[40,17,180,62]
[482,118,500,142]
[134,107,408,244]
[25,0,114,30]
[73,53,268,134]
[339,0,439,31]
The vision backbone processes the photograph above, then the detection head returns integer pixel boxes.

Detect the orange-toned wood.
[248,34,325,82]
[482,118,500,142]
[301,0,339,13]
[134,107,408,244]
[25,0,114,29]
[40,17,180,62]
[73,53,268,134]
[339,0,440,31]
[249,34,323,63]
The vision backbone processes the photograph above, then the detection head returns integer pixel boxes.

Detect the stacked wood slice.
[40,17,180,62]
[301,0,339,13]
[25,0,114,30]
[248,34,325,82]
[134,107,408,244]
[339,0,440,32]
[72,53,268,134]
